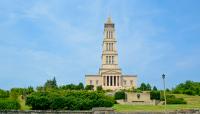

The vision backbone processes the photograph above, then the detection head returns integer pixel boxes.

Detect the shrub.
[85,85,94,90]
[96,86,103,91]
[114,91,125,100]
[166,95,187,104]
[26,90,115,110]
[150,91,160,100]
[183,90,195,95]
[0,99,20,110]
[0,89,9,98]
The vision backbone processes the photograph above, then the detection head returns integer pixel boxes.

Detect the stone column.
[118,76,120,86]
[114,76,116,86]
[112,76,114,86]
[119,76,121,86]
[109,76,112,86]
[107,76,109,86]
[104,76,107,86]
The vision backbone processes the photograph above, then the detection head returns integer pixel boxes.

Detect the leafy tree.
[172,80,200,95]
[153,86,158,91]
[44,77,57,89]
[0,89,9,98]
[36,86,45,92]
[77,83,84,90]
[146,83,151,91]
[0,99,20,110]
[96,86,103,91]
[150,91,160,100]
[85,85,94,90]
[26,86,34,94]
[139,83,147,91]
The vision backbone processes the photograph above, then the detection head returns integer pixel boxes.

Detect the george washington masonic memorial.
[85,17,137,90]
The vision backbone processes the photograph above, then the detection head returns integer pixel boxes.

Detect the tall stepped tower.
[85,17,137,90]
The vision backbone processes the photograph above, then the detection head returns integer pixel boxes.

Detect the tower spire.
[101,17,120,70]
[106,16,112,23]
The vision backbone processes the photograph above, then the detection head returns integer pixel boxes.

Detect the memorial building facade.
[85,17,137,90]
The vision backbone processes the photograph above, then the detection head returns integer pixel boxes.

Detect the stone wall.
[115,109,200,114]
[0,109,200,114]
[0,107,114,114]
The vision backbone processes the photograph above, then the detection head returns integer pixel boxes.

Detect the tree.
[85,85,94,90]
[146,83,151,91]
[44,77,57,89]
[172,80,200,95]
[96,86,103,91]
[0,89,9,98]
[77,83,84,90]
[139,83,147,91]
[150,91,160,100]
[153,86,158,91]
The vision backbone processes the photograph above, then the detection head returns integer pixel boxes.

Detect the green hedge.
[0,99,20,110]
[166,95,187,104]
[26,90,115,110]
[114,91,125,100]
[0,89,9,98]
[150,91,160,100]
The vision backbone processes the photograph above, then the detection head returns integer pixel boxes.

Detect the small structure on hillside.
[116,92,160,105]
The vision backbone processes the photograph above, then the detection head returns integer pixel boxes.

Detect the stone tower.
[85,17,137,90]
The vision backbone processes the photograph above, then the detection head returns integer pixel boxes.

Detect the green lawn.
[113,94,200,112]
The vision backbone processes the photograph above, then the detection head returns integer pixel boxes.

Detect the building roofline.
[122,75,137,77]
[85,75,99,77]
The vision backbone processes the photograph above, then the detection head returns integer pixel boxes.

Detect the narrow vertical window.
[111,31,113,38]
[106,43,108,51]
[124,80,126,85]
[96,80,98,85]
[90,80,92,85]
[107,31,108,38]
[109,56,111,64]
[130,80,133,85]
[112,56,114,64]
[106,56,108,64]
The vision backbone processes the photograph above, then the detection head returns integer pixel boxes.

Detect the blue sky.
[0,0,200,90]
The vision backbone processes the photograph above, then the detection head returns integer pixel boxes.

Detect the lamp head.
[162,74,165,79]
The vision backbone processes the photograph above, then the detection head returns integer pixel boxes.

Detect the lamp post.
[162,74,167,113]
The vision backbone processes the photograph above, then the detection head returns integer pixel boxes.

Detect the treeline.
[172,80,200,95]
[36,77,97,91]
[0,77,109,110]
[0,89,21,110]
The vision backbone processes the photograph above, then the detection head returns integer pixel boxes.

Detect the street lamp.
[162,74,167,113]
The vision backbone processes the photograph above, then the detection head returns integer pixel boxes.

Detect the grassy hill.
[113,94,200,112]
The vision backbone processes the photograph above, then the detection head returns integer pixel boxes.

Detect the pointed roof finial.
[107,16,112,23]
